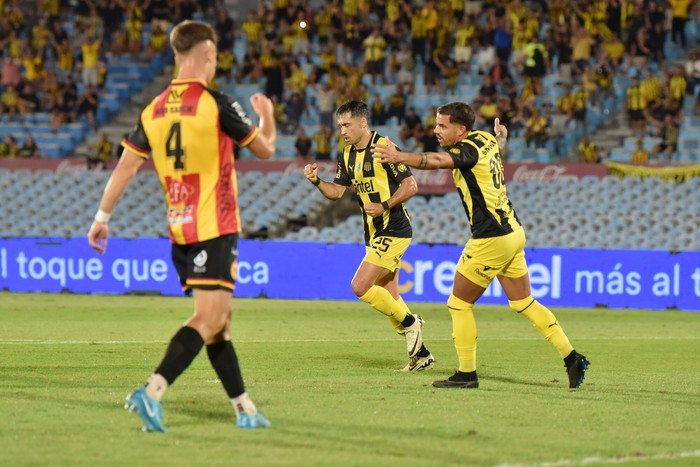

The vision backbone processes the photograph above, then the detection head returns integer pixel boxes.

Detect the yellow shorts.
[456,227,529,288]
[363,236,411,272]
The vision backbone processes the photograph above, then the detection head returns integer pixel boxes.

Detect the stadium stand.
[1,167,698,251]
[1,1,699,253]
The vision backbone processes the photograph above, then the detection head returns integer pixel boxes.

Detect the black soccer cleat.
[566,353,590,390]
[432,371,479,389]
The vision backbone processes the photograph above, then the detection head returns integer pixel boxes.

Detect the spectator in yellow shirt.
[313,123,333,160]
[80,35,101,87]
[147,24,168,60]
[362,27,387,85]
[525,106,549,148]
[670,0,692,48]
[631,139,649,165]
[578,135,600,163]
[0,85,20,121]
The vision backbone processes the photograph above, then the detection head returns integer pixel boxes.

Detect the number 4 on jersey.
[167,122,185,169]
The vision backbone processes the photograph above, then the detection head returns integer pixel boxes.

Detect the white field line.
[1,336,700,345]
[495,448,700,467]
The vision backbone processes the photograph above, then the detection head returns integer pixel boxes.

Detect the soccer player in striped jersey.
[372,102,589,390]
[88,20,277,431]
[304,100,435,373]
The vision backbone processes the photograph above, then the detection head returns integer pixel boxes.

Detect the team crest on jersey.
[168,179,195,204]
[450,148,461,154]
[397,163,407,172]
[364,161,372,172]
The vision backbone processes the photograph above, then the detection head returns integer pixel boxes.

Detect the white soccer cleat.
[403,314,424,358]
[397,353,436,372]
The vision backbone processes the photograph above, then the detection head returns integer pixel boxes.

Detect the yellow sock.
[447,294,477,372]
[359,285,409,322]
[509,296,574,358]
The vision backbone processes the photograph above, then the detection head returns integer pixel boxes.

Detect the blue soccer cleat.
[236,410,271,429]
[124,386,167,432]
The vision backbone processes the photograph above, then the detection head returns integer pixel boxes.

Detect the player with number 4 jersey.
[372,102,589,390]
[123,79,258,244]
[88,20,276,432]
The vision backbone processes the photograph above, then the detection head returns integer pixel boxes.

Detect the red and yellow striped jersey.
[123,78,259,245]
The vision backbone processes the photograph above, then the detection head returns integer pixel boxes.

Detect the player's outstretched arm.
[371,137,454,170]
[87,149,144,254]
[304,163,346,200]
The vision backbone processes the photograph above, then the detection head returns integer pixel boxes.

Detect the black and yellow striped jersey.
[123,78,258,245]
[334,131,413,245]
[448,131,520,239]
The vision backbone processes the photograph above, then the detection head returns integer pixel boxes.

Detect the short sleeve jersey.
[122,78,259,245]
[334,131,413,245]
[448,130,521,239]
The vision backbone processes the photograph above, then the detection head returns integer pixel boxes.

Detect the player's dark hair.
[170,20,218,55]
[437,102,475,132]
[336,100,369,120]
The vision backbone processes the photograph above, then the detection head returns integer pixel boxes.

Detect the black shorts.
[658,142,677,153]
[366,59,384,75]
[629,109,644,122]
[172,234,238,294]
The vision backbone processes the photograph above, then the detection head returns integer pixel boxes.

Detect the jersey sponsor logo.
[168,179,195,204]
[231,101,253,126]
[353,178,376,194]
[167,206,193,225]
[167,89,185,103]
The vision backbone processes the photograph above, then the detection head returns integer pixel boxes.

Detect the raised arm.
[371,138,455,170]
[494,117,508,159]
[246,93,276,159]
[304,162,346,200]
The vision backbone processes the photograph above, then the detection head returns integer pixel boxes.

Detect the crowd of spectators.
[225,0,698,163]
[2,0,699,164]
[0,0,220,160]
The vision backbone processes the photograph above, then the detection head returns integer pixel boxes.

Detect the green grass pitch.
[1,292,699,466]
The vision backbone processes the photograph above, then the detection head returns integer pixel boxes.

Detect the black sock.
[207,340,246,398]
[563,350,578,368]
[400,314,416,327]
[417,345,430,358]
[155,326,204,385]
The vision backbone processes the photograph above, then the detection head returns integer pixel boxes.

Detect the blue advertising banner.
[0,238,698,311]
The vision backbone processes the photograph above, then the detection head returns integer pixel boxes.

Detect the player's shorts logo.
[193,250,207,273]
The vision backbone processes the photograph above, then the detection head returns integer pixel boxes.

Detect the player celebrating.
[372,102,589,390]
[88,20,276,431]
[303,100,435,372]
